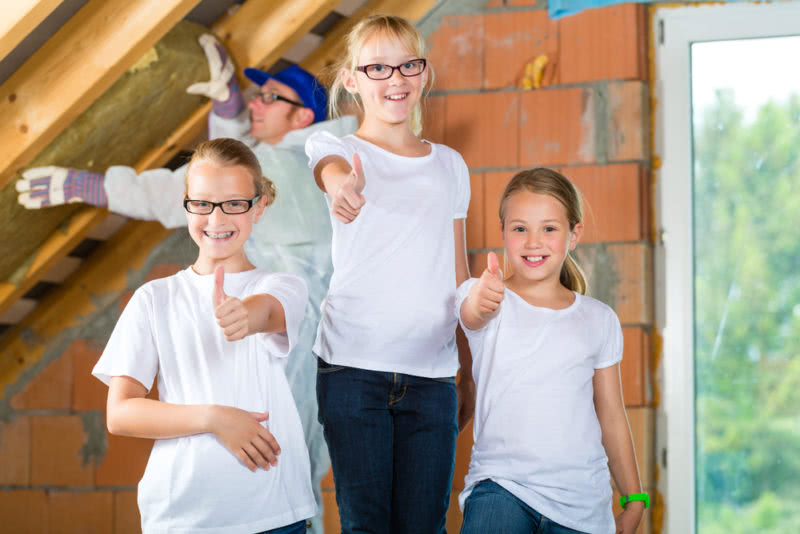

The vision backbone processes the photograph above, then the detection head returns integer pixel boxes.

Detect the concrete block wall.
[420,2,655,532]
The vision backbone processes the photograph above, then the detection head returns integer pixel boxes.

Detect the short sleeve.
[254,273,309,358]
[451,151,471,219]
[92,287,159,391]
[305,131,354,175]
[595,307,623,369]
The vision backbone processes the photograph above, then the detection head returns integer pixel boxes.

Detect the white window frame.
[654,2,800,532]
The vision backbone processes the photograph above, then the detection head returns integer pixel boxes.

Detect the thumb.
[250,411,269,422]
[213,265,226,307]
[350,153,365,193]
[487,252,502,278]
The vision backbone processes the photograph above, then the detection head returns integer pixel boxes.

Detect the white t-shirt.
[455,279,623,534]
[304,132,470,378]
[93,268,316,534]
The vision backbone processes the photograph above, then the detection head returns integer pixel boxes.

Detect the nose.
[209,205,228,224]
[526,229,542,248]
[388,66,405,83]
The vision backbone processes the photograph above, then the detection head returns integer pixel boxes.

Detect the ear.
[292,107,315,129]
[342,67,358,95]
[252,193,268,223]
[568,222,584,250]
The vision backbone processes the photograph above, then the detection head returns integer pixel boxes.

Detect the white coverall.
[104,111,358,533]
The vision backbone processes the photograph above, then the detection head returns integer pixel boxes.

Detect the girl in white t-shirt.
[93,138,316,534]
[303,15,472,533]
[456,168,645,534]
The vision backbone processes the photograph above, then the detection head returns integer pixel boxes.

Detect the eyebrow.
[508,219,563,224]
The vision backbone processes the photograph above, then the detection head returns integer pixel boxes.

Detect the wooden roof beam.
[0,0,63,61]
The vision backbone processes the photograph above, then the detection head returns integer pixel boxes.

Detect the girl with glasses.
[93,138,316,534]
[304,14,473,533]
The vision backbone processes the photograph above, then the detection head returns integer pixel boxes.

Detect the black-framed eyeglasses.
[355,59,427,80]
[183,197,260,215]
[253,92,305,107]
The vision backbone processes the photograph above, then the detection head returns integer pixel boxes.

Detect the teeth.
[386,94,406,100]
[525,256,544,262]
[206,231,233,239]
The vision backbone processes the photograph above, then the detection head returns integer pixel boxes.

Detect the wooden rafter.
[0,0,63,61]
[0,0,202,191]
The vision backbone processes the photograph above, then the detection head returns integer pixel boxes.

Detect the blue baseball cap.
[244,65,327,123]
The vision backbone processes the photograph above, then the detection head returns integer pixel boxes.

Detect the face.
[185,159,265,270]
[247,79,307,144]
[502,191,583,286]
[344,32,425,129]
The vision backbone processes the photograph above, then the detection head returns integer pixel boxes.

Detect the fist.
[331,153,366,224]
[469,252,505,318]
[213,266,250,341]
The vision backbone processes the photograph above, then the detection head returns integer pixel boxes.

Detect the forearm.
[315,156,351,193]
[243,294,285,334]
[602,410,642,495]
[460,299,490,331]
[107,396,212,439]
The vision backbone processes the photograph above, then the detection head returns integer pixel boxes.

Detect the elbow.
[106,408,127,436]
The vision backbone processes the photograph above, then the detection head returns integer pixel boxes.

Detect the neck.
[356,116,419,150]
[505,275,574,308]
[193,252,255,275]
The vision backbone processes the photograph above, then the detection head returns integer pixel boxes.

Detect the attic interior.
[1,1,798,533]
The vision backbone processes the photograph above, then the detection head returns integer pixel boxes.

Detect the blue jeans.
[316,358,458,534]
[257,519,307,534]
[461,480,588,534]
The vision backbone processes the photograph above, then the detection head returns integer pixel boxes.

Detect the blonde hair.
[185,138,276,206]
[499,168,587,294]
[327,14,434,136]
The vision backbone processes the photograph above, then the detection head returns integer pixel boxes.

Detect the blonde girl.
[304,15,473,534]
[93,138,315,534]
[457,168,645,534]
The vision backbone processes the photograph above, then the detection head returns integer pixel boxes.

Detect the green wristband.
[619,492,649,509]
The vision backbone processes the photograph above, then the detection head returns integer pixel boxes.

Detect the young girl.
[92,138,316,534]
[304,15,472,533]
[457,168,645,534]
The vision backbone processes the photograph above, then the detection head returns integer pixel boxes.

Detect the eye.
[227,200,247,209]
[194,201,211,208]
[544,225,557,232]
[369,64,385,72]
[512,226,526,232]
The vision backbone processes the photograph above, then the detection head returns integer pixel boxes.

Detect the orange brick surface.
[483,171,516,249]
[422,95,446,145]
[0,416,30,485]
[72,339,106,411]
[96,433,153,486]
[565,164,647,243]
[445,92,520,169]
[607,81,649,162]
[113,490,141,534]
[428,15,484,91]
[627,406,654,487]
[519,88,596,167]
[30,415,94,487]
[145,263,183,282]
[559,4,647,83]
[0,490,48,534]
[621,326,650,406]
[466,173,485,249]
[10,352,73,410]
[483,10,558,89]
[48,491,113,534]
[487,0,544,6]
[322,489,340,533]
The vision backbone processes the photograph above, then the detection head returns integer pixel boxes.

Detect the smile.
[522,255,547,267]
[205,231,234,240]
[385,93,408,101]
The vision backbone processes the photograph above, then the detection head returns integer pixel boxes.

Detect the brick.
[607,81,649,161]
[453,420,473,491]
[96,433,153,487]
[321,467,334,490]
[145,263,183,282]
[49,491,113,534]
[487,0,545,6]
[466,173,485,249]
[520,88,596,167]
[0,490,48,534]
[621,327,650,406]
[0,416,30,485]
[114,490,141,534]
[72,339,107,411]
[322,488,339,533]
[627,406,654,488]
[118,290,134,315]
[484,10,558,89]
[445,92,520,170]
[559,4,647,83]
[428,15,484,91]
[10,352,73,410]
[31,415,94,487]
[565,164,648,243]
[575,242,652,325]
[421,95,446,145]
[468,252,506,277]
[445,489,463,533]
[484,171,516,249]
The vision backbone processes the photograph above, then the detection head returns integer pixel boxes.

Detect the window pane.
[692,36,800,533]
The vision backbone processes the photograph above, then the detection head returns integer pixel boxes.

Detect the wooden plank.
[0,220,172,399]
[0,0,63,61]
[301,0,436,76]
[0,0,202,191]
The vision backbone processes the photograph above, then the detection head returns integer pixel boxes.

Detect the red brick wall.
[421,3,654,532]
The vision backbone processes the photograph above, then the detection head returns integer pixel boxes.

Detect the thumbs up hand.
[213,265,251,342]
[331,153,366,224]
[468,252,505,320]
